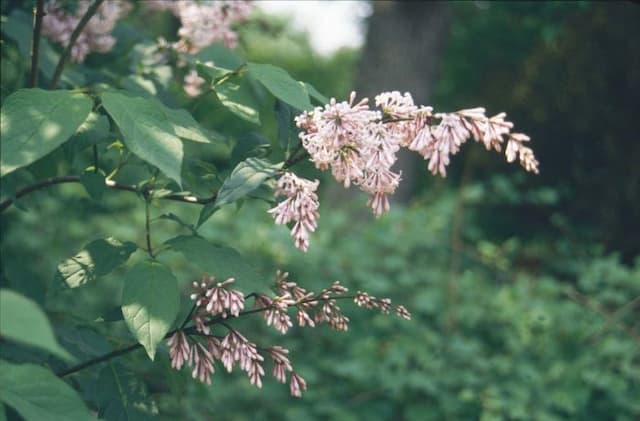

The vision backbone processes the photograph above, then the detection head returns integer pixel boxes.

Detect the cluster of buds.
[42,0,131,63]
[145,0,253,53]
[167,272,409,397]
[275,91,539,251]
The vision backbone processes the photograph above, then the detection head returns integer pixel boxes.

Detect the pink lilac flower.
[395,305,412,320]
[354,291,412,320]
[183,69,205,97]
[269,346,293,384]
[268,172,320,252]
[293,93,538,219]
[168,271,411,396]
[190,342,215,384]
[220,330,265,387]
[289,372,307,398]
[354,291,378,309]
[295,92,379,179]
[191,276,244,319]
[506,133,539,173]
[315,299,350,331]
[272,271,317,327]
[375,91,418,120]
[207,336,223,360]
[146,0,253,52]
[42,0,130,63]
[167,331,191,370]
[481,112,514,151]
[262,294,295,334]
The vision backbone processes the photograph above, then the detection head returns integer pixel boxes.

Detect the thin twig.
[50,0,105,89]
[590,294,640,341]
[144,194,154,258]
[30,0,45,87]
[0,176,217,213]
[180,303,198,329]
[282,142,309,170]
[565,287,640,344]
[93,145,99,173]
[55,294,360,378]
[446,155,473,332]
[55,342,141,377]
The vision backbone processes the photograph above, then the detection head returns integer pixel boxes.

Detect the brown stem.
[0,176,217,213]
[49,0,105,89]
[30,0,45,87]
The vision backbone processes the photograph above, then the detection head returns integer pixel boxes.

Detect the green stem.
[145,195,154,258]
[93,145,99,173]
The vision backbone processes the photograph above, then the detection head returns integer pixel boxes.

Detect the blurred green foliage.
[1,2,639,420]
[433,1,640,261]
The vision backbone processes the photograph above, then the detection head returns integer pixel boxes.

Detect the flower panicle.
[273,91,538,251]
[144,0,252,53]
[167,271,410,397]
[42,0,131,63]
[267,172,320,252]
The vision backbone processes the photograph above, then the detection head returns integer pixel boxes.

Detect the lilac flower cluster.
[42,0,131,63]
[267,172,320,252]
[273,91,539,251]
[146,0,253,53]
[167,272,409,397]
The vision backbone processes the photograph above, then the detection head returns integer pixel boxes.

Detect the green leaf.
[215,76,260,124]
[196,43,243,69]
[68,111,111,150]
[247,63,313,111]
[196,202,220,228]
[80,172,107,201]
[163,107,211,144]
[0,290,73,361]
[101,91,184,185]
[215,158,282,207]
[0,362,90,421]
[230,132,271,165]
[96,364,153,421]
[196,62,234,84]
[56,326,112,359]
[304,82,329,104]
[54,238,137,288]
[121,261,179,360]
[157,212,196,234]
[275,100,293,151]
[122,75,158,96]
[0,403,6,421]
[0,89,93,176]
[166,235,264,292]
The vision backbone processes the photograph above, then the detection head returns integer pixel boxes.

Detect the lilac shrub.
[0,0,540,417]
